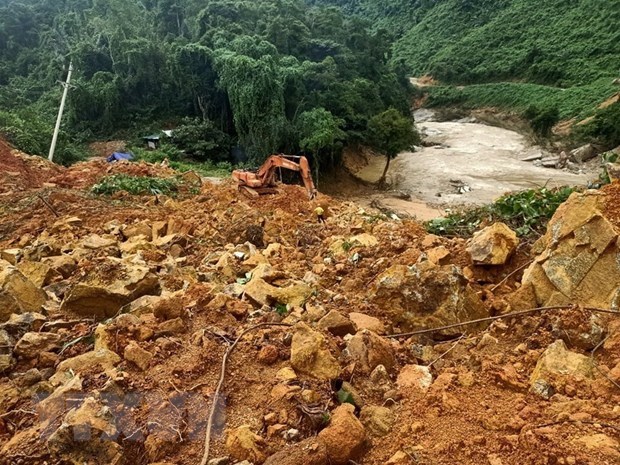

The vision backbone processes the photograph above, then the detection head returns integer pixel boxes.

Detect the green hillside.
[312,0,620,147]
[0,0,413,165]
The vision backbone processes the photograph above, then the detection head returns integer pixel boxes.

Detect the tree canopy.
[0,0,414,165]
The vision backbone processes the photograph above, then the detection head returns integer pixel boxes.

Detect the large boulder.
[0,266,47,321]
[291,323,339,380]
[244,276,311,308]
[50,349,121,385]
[370,261,488,336]
[317,404,366,465]
[530,340,594,397]
[60,259,161,319]
[466,222,519,265]
[345,330,396,375]
[47,397,122,464]
[14,332,62,359]
[518,191,620,309]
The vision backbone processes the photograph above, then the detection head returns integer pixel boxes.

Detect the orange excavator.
[232,154,318,199]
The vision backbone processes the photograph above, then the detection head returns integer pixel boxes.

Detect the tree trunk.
[378,155,391,187]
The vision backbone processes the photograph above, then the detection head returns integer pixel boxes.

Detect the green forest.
[1,0,619,168]
[312,0,620,148]
[0,0,413,166]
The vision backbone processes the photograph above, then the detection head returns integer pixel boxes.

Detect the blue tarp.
[106,152,134,163]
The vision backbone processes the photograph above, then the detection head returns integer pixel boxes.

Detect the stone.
[82,234,118,250]
[291,323,339,380]
[370,262,488,337]
[123,221,153,241]
[60,260,161,319]
[530,340,594,395]
[275,367,297,382]
[397,365,433,396]
[244,276,312,308]
[258,345,279,365]
[47,396,122,464]
[144,430,177,462]
[50,349,121,385]
[551,312,606,350]
[225,425,267,464]
[521,191,620,309]
[124,342,153,370]
[360,405,395,437]
[42,255,77,278]
[569,144,597,163]
[0,312,47,333]
[207,293,250,320]
[38,384,80,427]
[349,312,386,335]
[426,246,451,265]
[14,332,62,359]
[0,354,15,373]
[317,310,355,337]
[263,438,328,465]
[466,223,519,266]
[318,404,366,465]
[0,266,47,321]
[17,261,60,288]
[346,330,396,374]
[1,249,22,265]
[156,317,185,336]
[386,451,410,465]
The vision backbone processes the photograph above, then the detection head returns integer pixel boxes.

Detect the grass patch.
[426,186,578,238]
[91,174,180,196]
[132,145,233,178]
[425,79,617,121]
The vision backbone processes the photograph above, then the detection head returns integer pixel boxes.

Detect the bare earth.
[351,119,591,220]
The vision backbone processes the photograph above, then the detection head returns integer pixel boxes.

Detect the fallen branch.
[0,409,36,419]
[386,306,619,339]
[199,322,292,465]
[591,334,620,391]
[37,194,60,217]
[491,260,534,292]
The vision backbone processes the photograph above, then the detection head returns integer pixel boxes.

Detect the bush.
[91,174,180,196]
[524,105,559,138]
[171,117,232,161]
[426,186,577,238]
[576,102,620,149]
[132,145,233,178]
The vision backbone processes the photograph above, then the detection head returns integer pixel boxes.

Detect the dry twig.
[491,260,534,292]
[386,306,619,339]
[199,322,292,465]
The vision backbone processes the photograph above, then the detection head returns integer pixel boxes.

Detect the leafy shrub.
[426,186,577,238]
[576,102,620,149]
[172,118,232,161]
[132,145,232,178]
[524,105,559,138]
[91,174,179,196]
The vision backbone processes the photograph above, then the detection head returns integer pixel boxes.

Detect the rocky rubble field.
[1,143,620,465]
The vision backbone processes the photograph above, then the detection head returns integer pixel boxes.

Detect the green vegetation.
[91,174,180,196]
[366,108,421,185]
[132,146,233,178]
[427,186,577,238]
[315,0,619,145]
[0,0,413,170]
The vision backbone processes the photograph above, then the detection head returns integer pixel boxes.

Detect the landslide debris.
[0,143,619,465]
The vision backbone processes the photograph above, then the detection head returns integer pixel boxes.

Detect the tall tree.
[366,108,420,186]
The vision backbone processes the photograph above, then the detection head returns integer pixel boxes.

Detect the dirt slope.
[0,146,619,465]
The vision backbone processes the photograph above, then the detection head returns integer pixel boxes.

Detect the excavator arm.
[232,154,318,199]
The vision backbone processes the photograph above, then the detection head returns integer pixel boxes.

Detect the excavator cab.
[232,154,318,200]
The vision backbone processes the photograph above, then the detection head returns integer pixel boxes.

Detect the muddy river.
[343,111,592,221]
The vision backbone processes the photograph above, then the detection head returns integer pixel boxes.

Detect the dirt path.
[346,115,592,220]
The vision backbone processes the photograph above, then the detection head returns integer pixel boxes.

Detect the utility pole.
[48,61,73,163]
